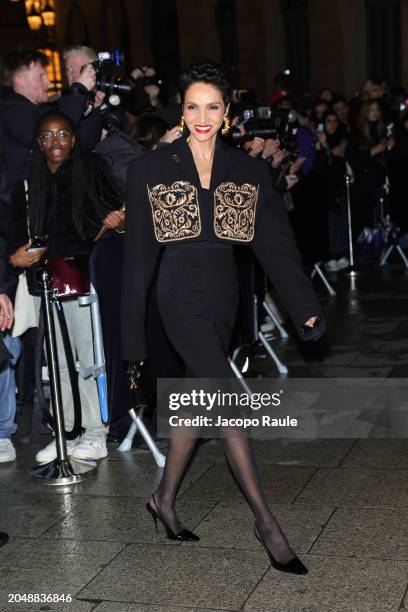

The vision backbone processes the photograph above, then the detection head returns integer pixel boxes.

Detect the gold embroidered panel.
[214,182,259,241]
[147,181,202,242]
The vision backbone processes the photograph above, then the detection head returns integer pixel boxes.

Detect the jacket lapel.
[209,137,239,192]
[168,136,201,186]
[168,136,238,190]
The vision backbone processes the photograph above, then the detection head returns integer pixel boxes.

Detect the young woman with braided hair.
[8,110,124,463]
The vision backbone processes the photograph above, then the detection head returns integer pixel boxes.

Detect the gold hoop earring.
[177,116,185,134]
[221,115,231,136]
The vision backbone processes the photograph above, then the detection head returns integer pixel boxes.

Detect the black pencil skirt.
[157,243,239,378]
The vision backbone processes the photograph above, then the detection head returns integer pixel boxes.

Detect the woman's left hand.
[299,316,326,342]
[104,209,125,230]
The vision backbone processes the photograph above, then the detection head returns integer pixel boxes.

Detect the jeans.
[0,334,22,439]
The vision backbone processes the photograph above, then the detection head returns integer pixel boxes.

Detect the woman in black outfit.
[347,99,394,238]
[8,111,123,463]
[314,111,349,270]
[122,62,325,575]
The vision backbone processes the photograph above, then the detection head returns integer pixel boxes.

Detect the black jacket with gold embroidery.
[121,136,324,361]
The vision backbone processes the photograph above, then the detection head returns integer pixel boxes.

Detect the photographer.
[231,113,304,193]
[63,45,104,107]
[130,65,163,115]
[261,137,305,194]
[63,45,106,150]
[0,48,102,415]
[0,49,100,188]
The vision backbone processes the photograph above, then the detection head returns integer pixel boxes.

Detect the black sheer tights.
[149,432,296,564]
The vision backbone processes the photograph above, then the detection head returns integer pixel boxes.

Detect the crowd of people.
[0,46,407,469]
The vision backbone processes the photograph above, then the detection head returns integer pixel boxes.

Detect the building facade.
[1,0,408,100]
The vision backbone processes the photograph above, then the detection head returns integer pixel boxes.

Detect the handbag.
[12,180,38,337]
[12,272,38,337]
[46,255,90,300]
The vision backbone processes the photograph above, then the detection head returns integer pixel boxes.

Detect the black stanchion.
[31,268,96,485]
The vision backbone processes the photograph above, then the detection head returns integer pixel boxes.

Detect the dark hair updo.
[179,61,231,106]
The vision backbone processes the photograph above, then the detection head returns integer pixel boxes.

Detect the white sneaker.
[36,438,78,464]
[71,437,108,461]
[336,257,350,270]
[0,439,16,463]
[325,259,340,272]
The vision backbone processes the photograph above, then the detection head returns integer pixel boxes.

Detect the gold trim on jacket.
[147,180,201,242]
[147,180,259,243]
[214,182,259,241]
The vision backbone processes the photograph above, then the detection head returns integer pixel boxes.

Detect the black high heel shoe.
[254,525,308,575]
[146,493,200,542]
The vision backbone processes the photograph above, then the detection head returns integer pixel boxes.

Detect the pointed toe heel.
[146,494,200,542]
[172,528,200,542]
[254,527,308,575]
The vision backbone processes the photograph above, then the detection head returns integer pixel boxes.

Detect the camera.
[83,50,135,130]
[143,74,163,88]
[86,49,135,98]
[100,97,124,132]
[230,106,298,152]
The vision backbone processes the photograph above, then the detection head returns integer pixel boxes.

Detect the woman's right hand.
[10,242,47,268]
[104,210,125,230]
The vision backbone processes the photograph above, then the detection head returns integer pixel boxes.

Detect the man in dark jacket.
[0,49,101,188]
[0,49,102,412]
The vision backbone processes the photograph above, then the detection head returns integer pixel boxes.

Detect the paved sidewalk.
[1,266,408,611]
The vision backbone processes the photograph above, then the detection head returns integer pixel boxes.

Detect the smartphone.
[26,246,46,253]
[27,235,47,253]
[316,123,324,134]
